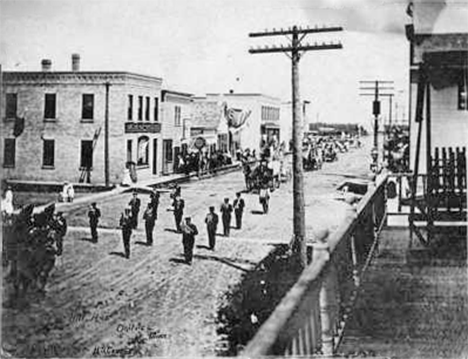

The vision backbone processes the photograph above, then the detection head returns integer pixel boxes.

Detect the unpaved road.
[2,138,372,357]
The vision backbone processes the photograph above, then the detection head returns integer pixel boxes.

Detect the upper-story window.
[44,93,56,120]
[6,93,17,118]
[128,95,133,120]
[82,94,94,120]
[154,97,159,121]
[458,80,467,111]
[145,96,150,121]
[138,96,143,121]
[174,105,181,127]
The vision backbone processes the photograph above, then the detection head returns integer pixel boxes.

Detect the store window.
[137,136,149,166]
[458,80,467,110]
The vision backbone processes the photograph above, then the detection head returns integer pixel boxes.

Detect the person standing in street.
[259,185,270,214]
[220,198,233,237]
[233,192,245,229]
[128,191,141,229]
[205,206,219,250]
[149,190,160,219]
[143,203,156,245]
[172,195,185,232]
[119,207,133,258]
[88,202,101,242]
[181,217,198,265]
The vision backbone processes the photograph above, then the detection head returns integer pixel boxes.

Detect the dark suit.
[220,203,233,236]
[233,198,245,229]
[181,222,198,264]
[143,207,156,245]
[120,212,133,258]
[173,198,185,232]
[129,197,141,229]
[205,212,219,249]
[88,207,101,242]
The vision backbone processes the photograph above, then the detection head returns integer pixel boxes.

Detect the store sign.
[125,122,161,134]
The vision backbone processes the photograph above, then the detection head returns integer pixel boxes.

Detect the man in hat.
[172,195,185,232]
[119,207,133,259]
[128,191,141,229]
[149,190,160,219]
[143,202,156,245]
[205,206,219,250]
[181,216,198,265]
[233,192,245,230]
[220,198,233,237]
[88,202,101,242]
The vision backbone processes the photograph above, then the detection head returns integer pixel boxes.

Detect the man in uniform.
[233,192,245,229]
[88,202,101,242]
[181,217,198,265]
[119,207,133,259]
[143,203,156,245]
[204,206,219,250]
[172,195,185,232]
[128,191,141,229]
[220,198,233,237]
[149,190,160,219]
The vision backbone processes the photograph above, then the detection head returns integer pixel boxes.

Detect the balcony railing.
[240,176,388,357]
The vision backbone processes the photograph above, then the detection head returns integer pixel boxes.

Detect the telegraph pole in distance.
[249,25,343,269]
[359,80,394,173]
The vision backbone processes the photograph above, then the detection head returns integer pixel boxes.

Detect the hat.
[209,206,215,211]
[185,216,191,220]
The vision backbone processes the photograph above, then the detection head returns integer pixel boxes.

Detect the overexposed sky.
[1,0,413,126]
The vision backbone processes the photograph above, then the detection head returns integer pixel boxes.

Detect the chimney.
[71,53,80,71]
[41,59,52,72]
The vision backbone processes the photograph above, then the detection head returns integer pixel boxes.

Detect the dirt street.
[2,138,372,357]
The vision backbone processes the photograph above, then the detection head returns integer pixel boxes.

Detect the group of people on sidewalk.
[86,182,271,265]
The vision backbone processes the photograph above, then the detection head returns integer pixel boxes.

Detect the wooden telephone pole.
[249,25,343,269]
[359,80,394,172]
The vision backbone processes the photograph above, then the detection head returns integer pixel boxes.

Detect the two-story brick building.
[0,55,163,186]
[160,90,193,174]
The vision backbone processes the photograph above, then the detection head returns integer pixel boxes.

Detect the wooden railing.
[240,176,388,357]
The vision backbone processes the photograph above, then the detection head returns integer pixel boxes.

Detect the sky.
[0,0,413,127]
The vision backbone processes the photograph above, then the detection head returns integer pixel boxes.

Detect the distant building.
[193,93,282,155]
[0,55,163,185]
[160,90,193,174]
[406,1,468,173]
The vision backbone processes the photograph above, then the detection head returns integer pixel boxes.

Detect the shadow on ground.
[215,244,302,356]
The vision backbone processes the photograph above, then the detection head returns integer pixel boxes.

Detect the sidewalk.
[33,163,241,214]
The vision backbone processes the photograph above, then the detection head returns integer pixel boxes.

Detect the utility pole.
[249,25,343,269]
[359,80,394,173]
[104,82,110,187]
[388,94,394,130]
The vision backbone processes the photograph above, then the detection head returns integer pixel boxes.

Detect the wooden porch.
[338,227,467,359]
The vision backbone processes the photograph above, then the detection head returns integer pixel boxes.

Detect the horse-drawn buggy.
[2,204,66,302]
[243,159,282,192]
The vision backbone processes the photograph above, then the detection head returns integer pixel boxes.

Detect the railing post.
[319,270,336,357]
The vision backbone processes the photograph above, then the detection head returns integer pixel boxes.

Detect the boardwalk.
[339,227,468,359]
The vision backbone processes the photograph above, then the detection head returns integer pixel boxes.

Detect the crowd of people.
[107,185,264,265]
[174,150,234,176]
